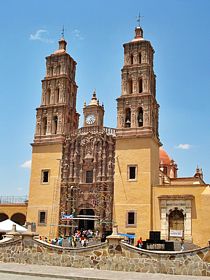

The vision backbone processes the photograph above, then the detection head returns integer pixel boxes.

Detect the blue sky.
[0,0,210,196]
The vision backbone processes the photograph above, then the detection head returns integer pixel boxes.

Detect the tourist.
[101,233,106,242]
[136,237,143,248]
[51,238,58,245]
[80,234,85,246]
[181,238,184,251]
[72,235,77,247]
[57,236,63,246]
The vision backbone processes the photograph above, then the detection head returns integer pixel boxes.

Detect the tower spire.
[134,12,144,40]
[58,25,67,52]
[136,12,143,27]
[61,25,65,39]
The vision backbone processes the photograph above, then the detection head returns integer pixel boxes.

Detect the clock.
[86,114,96,125]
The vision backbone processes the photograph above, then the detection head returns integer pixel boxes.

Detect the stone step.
[173,240,200,251]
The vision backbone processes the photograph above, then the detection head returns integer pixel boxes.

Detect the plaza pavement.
[0,262,209,280]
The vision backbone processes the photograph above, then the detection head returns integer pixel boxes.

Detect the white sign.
[170,230,183,237]
[61,214,74,221]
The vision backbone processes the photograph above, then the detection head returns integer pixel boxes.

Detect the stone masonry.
[0,229,210,276]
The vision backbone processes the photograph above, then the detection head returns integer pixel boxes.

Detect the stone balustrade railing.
[71,126,116,137]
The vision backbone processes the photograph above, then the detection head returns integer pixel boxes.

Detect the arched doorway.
[169,209,184,240]
[0,213,9,222]
[78,209,95,230]
[11,213,26,226]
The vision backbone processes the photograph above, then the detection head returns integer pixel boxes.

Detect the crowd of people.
[40,229,101,248]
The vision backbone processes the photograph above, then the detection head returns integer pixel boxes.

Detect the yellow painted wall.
[153,185,210,247]
[114,137,159,241]
[27,143,62,238]
[0,204,27,219]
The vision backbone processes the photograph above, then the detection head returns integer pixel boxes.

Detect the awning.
[118,233,136,239]
[0,219,27,233]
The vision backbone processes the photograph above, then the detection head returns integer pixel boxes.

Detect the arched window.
[129,80,133,94]
[55,88,60,104]
[138,107,143,127]
[130,54,134,65]
[139,53,142,64]
[42,117,47,135]
[125,108,131,128]
[46,89,51,105]
[52,116,58,134]
[139,78,143,93]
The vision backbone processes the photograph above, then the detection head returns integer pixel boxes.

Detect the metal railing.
[0,196,28,204]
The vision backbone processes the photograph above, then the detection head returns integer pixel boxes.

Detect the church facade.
[27,25,210,247]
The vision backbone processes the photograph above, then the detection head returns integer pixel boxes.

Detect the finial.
[136,12,143,28]
[93,89,96,98]
[89,89,98,106]
[61,25,65,39]
[84,101,86,107]
[57,25,67,52]
[133,13,144,40]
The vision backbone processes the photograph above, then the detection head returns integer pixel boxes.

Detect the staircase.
[173,240,200,251]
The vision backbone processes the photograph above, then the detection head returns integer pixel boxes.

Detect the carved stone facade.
[59,95,116,234]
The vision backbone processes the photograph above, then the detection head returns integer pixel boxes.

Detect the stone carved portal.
[159,195,194,241]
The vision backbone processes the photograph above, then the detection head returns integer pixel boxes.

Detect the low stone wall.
[0,233,210,276]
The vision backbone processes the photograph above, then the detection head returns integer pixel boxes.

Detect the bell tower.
[114,24,160,240]
[34,37,79,143]
[27,35,79,238]
[83,91,104,127]
[117,25,159,139]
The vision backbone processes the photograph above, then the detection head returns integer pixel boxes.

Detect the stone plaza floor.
[0,263,210,280]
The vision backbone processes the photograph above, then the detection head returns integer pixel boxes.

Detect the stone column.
[184,202,192,241]
[162,211,168,240]
[21,225,39,246]
[106,225,124,247]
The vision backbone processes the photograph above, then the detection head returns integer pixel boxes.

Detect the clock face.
[86,114,96,125]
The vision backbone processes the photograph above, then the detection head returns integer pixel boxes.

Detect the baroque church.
[27,24,210,247]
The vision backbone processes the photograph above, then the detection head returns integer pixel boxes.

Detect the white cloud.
[175,144,192,150]
[21,160,31,169]
[72,29,84,40]
[30,29,53,43]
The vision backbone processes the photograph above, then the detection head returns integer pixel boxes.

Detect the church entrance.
[78,209,95,230]
[169,209,184,240]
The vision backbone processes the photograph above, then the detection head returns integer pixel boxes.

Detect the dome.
[159,147,171,165]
